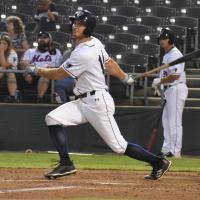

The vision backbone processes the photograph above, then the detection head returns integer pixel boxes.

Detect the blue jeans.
[55,77,74,103]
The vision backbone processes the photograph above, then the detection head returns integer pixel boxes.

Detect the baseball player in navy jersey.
[152,28,188,158]
[27,10,171,180]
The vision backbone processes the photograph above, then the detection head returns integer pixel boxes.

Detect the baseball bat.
[147,100,166,152]
[135,49,200,79]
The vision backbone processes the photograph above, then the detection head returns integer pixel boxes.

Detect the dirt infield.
[0,168,199,200]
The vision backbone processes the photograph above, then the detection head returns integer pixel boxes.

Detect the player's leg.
[84,91,171,180]
[44,100,87,179]
[37,77,49,102]
[161,99,171,155]
[6,73,17,102]
[168,84,188,157]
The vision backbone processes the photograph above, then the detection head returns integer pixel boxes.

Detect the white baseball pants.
[162,83,188,157]
[45,89,128,154]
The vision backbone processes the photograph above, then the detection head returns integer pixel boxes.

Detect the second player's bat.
[147,100,166,152]
[135,49,200,79]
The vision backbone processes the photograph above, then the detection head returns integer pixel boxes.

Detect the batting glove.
[121,73,135,85]
[152,78,161,87]
[24,64,39,76]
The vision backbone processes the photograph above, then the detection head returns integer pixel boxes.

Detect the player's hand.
[24,63,39,76]
[152,78,161,87]
[121,73,135,85]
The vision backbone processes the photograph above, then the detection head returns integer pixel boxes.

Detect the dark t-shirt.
[34,2,58,31]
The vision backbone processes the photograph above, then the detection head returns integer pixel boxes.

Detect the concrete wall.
[0,104,199,155]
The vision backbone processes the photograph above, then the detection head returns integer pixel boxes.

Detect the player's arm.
[37,67,70,80]
[160,74,180,84]
[105,58,126,80]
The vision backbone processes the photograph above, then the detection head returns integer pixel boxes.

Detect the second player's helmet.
[69,10,96,36]
[158,28,175,44]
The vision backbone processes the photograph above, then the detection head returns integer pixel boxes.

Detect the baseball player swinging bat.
[147,100,166,152]
[134,49,200,79]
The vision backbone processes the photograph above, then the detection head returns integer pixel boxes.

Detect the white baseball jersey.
[45,37,128,154]
[159,46,188,157]
[60,37,109,95]
[159,47,186,85]
[22,48,62,68]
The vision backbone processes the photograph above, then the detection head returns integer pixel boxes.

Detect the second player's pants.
[161,83,188,157]
[45,89,128,154]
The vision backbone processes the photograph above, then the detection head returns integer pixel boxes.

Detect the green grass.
[0,151,199,172]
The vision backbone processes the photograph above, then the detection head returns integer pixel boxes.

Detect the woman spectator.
[0,33,19,103]
[6,16,29,57]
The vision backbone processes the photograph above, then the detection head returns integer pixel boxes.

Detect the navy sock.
[125,143,161,165]
[48,125,72,165]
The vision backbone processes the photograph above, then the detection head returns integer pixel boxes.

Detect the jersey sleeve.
[61,50,87,79]
[8,50,18,68]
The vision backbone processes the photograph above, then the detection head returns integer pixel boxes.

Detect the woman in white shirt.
[0,33,18,103]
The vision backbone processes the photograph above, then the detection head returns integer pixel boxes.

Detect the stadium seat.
[130,43,160,58]
[75,5,106,16]
[176,7,200,18]
[0,22,6,32]
[25,22,37,33]
[101,15,130,26]
[5,4,36,15]
[56,4,72,16]
[128,0,158,7]
[69,0,97,6]
[121,24,152,36]
[103,41,127,57]
[59,23,71,34]
[109,6,139,18]
[166,16,198,30]
[97,0,128,7]
[160,0,191,8]
[50,31,70,44]
[191,0,200,7]
[141,6,175,18]
[95,24,116,35]
[139,33,158,44]
[132,16,163,31]
[108,33,139,47]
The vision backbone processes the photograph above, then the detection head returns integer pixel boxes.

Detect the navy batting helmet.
[69,10,96,36]
[158,28,175,44]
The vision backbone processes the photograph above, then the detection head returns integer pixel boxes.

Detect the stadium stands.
[0,0,200,106]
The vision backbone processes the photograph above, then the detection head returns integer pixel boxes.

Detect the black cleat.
[157,152,174,158]
[144,159,172,180]
[45,163,77,179]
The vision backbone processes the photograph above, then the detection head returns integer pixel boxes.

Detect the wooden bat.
[135,49,200,79]
[147,100,166,152]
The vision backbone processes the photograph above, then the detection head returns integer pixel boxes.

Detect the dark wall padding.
[0,104,199,155]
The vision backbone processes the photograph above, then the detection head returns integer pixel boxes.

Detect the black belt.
[75,90,96,99]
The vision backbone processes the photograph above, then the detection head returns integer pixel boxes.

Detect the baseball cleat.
[44,163,77,179]
[144,159,172,180]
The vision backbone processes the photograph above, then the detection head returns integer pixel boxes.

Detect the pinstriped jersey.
[61,37,109,95]
[160,47,186,84]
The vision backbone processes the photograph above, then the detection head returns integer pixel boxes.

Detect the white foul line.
[0,185,96,194]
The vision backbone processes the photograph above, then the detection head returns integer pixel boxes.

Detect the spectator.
[20,31,62,103]
[0,33,19,103]
[6,16,30,57]
[34,0,58,32]
[54,49,75,103]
